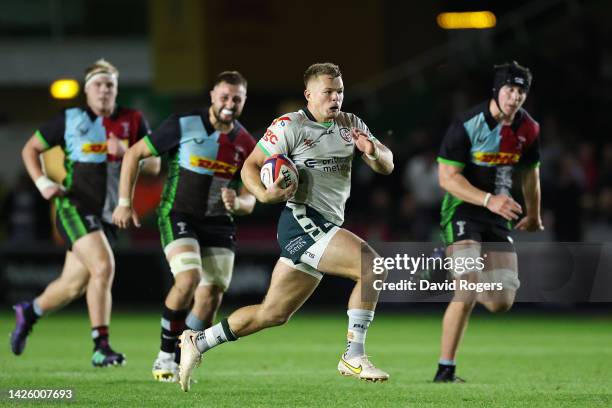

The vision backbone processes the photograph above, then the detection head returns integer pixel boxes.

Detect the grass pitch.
[1,309,611,407]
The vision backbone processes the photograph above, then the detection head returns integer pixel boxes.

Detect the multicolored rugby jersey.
[36,107,149,215]
[144,108,256,220]
[437,101,540,227]
[257,108,375,226]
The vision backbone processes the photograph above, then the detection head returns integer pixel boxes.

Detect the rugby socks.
[195,318,237,353]
[32,299,44,319]
[344,309,375,359]
[161,306,187,354]
[439,359,456,366]
[185,312,206,331]
[92,326,109,349]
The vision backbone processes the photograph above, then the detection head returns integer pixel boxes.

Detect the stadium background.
[0,1,610,406]
[1,0,610,308]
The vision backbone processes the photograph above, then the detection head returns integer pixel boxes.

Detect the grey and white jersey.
[257,108,375,226]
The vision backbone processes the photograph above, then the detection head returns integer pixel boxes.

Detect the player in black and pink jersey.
[11,59,160,367]
[113,71,257,382]
[434,61,543,382]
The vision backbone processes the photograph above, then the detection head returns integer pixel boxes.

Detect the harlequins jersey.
[437,101,540,226]
[144,108,256,219]
[35,107,148,215]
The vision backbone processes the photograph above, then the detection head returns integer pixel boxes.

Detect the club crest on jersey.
[339,127,352,143]
[190,156,237,174]
[82,143,107,154]
[121,122,130,137]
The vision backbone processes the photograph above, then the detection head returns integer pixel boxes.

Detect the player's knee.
[89,258,114,282]
[65,279,88,300]
[173,272,200,298]
[194,289,223,312]
[454,299,476,313]
[484,301,513,313]
[363,248,386,282]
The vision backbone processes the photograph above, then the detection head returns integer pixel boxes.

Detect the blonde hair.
[303,63,342,87]
[84,59,119,83]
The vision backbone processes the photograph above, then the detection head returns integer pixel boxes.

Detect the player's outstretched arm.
[353,129,394,175]
[515,166,544,231]
[22,133,64,200]
[112,138,154,229]
[241,147,296,204]
[438,162,522,222]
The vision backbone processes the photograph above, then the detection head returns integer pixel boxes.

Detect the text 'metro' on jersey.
[437,101,540,224]
[144,108,256,218]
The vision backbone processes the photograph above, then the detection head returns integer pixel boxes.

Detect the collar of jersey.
[85,105,120,121]
[201,106,241,141]
[302,107,335,128]
[484,100,524,132]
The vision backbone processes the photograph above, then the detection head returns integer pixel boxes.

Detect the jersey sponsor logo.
[304,159,317,168]
[262,129,278,145]
[189,156,238,174]
[302,157,351,172]
[271,116,292,127]
[286,236,310,255]
[473,151,520,165]
[339,127,352,143]
[82,143,107,154]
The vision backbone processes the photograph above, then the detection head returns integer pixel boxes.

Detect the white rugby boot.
[338,354,390,382]
[152,353,179,383]
[178,330,202,392]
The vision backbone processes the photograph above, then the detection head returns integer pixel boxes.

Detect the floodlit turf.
[1,310,611,407]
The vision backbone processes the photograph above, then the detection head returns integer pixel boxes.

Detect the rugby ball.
[260,154,299,189]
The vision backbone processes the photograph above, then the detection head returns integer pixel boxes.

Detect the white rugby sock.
[194,318,237,353]
[344,309,375,359]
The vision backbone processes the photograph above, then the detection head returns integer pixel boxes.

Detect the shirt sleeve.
[437,120,471,168]
[351,114,379,156]
[353,114,375,140]
[135,112,151,142]
[256,115,298,157]
[36,111,66,150]
[144,114,181,157]
[518,134,541,168]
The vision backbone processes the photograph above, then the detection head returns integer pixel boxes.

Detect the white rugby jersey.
[257,107,375,225]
